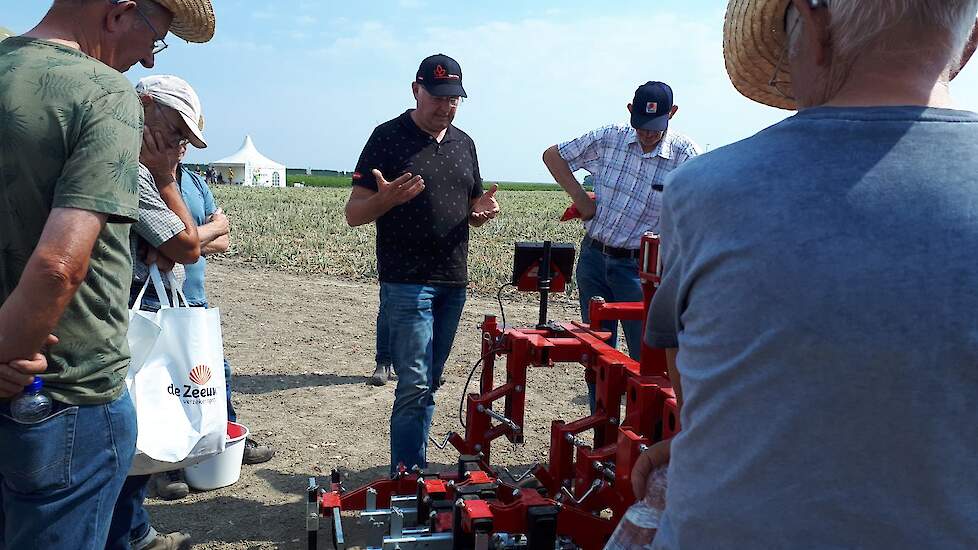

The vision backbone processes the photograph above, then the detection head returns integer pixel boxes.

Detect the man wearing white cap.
[0,1,213,549]
[639,0,978,548]
[106,74,207,550]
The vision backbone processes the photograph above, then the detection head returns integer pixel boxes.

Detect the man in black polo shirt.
[346,54,500,473]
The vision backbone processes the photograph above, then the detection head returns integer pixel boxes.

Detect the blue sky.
[6,1,978,182]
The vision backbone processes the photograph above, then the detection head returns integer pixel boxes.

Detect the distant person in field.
[543,81,700,412]
[345,53,500,473]
[638,0,978,548]
[0,1,214,548]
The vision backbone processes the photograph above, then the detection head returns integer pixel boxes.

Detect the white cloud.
[298,9,787,180]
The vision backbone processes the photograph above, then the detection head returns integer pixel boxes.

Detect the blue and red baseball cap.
[630,81,673,132]
[416,54,467,98]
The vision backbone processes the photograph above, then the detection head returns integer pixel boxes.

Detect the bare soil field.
[146,259,590,549]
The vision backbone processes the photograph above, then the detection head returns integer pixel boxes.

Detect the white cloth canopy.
[209,135,286,188]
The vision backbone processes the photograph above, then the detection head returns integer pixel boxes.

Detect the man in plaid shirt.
[543,81,700,411]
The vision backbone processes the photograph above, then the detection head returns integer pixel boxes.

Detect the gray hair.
[789,0,978,65]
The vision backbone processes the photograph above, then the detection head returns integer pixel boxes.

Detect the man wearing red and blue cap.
[543,81,701,412]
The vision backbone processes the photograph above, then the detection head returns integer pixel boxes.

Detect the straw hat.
[723,0,796,110]
[155,0,216,43]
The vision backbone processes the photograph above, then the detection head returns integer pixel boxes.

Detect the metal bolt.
[474,444,482,452]
[515,385,523,393]
[476,404,486,413]
[638,444,649,453]
[609,417,619,426]
[593,461,603,471]
[455,498,466,508]
[512,489,521,497]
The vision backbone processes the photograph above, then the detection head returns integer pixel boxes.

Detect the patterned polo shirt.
[558,125,701,249]
[353,110,483,286]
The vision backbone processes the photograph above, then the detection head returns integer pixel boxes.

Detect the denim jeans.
[0,390,136,549]
[114,289,237,547]
[576,240,643,411]
[376,288,391,367]
[381,282,467,473]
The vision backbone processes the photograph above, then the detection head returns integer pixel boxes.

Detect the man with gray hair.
[0,1,213,549]
[637,0,978,547]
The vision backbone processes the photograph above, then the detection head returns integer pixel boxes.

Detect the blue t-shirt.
[177,166,216,305]
[647,106,978,548]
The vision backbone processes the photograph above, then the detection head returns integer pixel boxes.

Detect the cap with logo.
[135,74,207,148]
[630,81,673,132]
[416,54,467,98]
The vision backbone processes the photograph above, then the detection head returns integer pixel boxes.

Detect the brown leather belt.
[583,235,640,259]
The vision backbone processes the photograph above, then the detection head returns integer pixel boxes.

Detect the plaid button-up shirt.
[130,164,186,288]
[558,125,701,249]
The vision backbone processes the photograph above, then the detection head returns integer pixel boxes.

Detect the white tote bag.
[126,266,228,475]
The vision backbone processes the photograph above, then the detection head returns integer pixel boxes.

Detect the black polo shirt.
[353,110,484,287]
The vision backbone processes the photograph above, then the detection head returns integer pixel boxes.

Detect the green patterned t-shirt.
[0,37,142,405]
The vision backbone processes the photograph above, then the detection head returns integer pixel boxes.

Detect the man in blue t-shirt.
[637,1,978,548]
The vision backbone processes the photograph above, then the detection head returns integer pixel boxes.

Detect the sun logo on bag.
[189,364,212,386]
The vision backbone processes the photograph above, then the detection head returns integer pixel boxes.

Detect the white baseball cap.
[135,74,207,148]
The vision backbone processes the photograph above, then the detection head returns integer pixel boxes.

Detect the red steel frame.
[320,234,679,549]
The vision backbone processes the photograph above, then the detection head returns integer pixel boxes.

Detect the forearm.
[543,146,589,202]
[197,221,226,248]
[201,233,229,256]
[346,193,394,227]
[665,347,682,410]
[155,180,198,243]
[0,255,87,362]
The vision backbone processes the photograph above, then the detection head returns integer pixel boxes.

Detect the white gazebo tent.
[210,135,286,188]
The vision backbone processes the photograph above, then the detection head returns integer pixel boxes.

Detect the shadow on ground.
[233,373,366,394]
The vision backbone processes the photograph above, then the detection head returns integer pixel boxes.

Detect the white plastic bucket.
[184,421,248,491]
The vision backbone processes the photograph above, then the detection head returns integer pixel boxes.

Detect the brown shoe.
[150,470,189,501]
[140,532,192,550]
[242,437,275,465]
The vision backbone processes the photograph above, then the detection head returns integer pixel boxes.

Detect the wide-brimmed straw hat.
[155,0,215,43]
[723,0,796,110]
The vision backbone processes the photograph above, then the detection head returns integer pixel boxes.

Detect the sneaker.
[367,364,394,386]
[242,437,275,465]
[140,532,192,550]
[150,470,189,501]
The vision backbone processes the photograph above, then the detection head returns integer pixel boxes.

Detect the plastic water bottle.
[606,465,668,549]
[10,377,53,423]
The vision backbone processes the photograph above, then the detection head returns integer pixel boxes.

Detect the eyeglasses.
[430,95,463,107]
[113,0,168,55]
[768,8,800,100]
[155,103,190,148]
[769,0,828,101]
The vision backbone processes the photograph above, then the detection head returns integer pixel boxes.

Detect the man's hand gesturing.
[373,169,425,207]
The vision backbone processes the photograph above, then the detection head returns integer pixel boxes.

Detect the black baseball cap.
[416,54,467,98]
[630,81,673,131]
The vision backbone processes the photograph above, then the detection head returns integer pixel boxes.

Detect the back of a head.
[828,0,978,66]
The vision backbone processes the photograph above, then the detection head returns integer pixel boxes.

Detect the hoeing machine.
[307,233,678,550]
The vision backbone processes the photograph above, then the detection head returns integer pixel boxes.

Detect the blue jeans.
[381,282,467,473]
[0,390,136,549]
[576,240,643,411]
[115,289,237,547]
[376,289,391,367]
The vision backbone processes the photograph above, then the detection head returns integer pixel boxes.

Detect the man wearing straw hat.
[0,1,214,549]
[543,81,701,412]
[638,0,978,547]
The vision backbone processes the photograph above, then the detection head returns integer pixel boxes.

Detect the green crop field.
[211,186,585,293]
[286,174,573,192]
